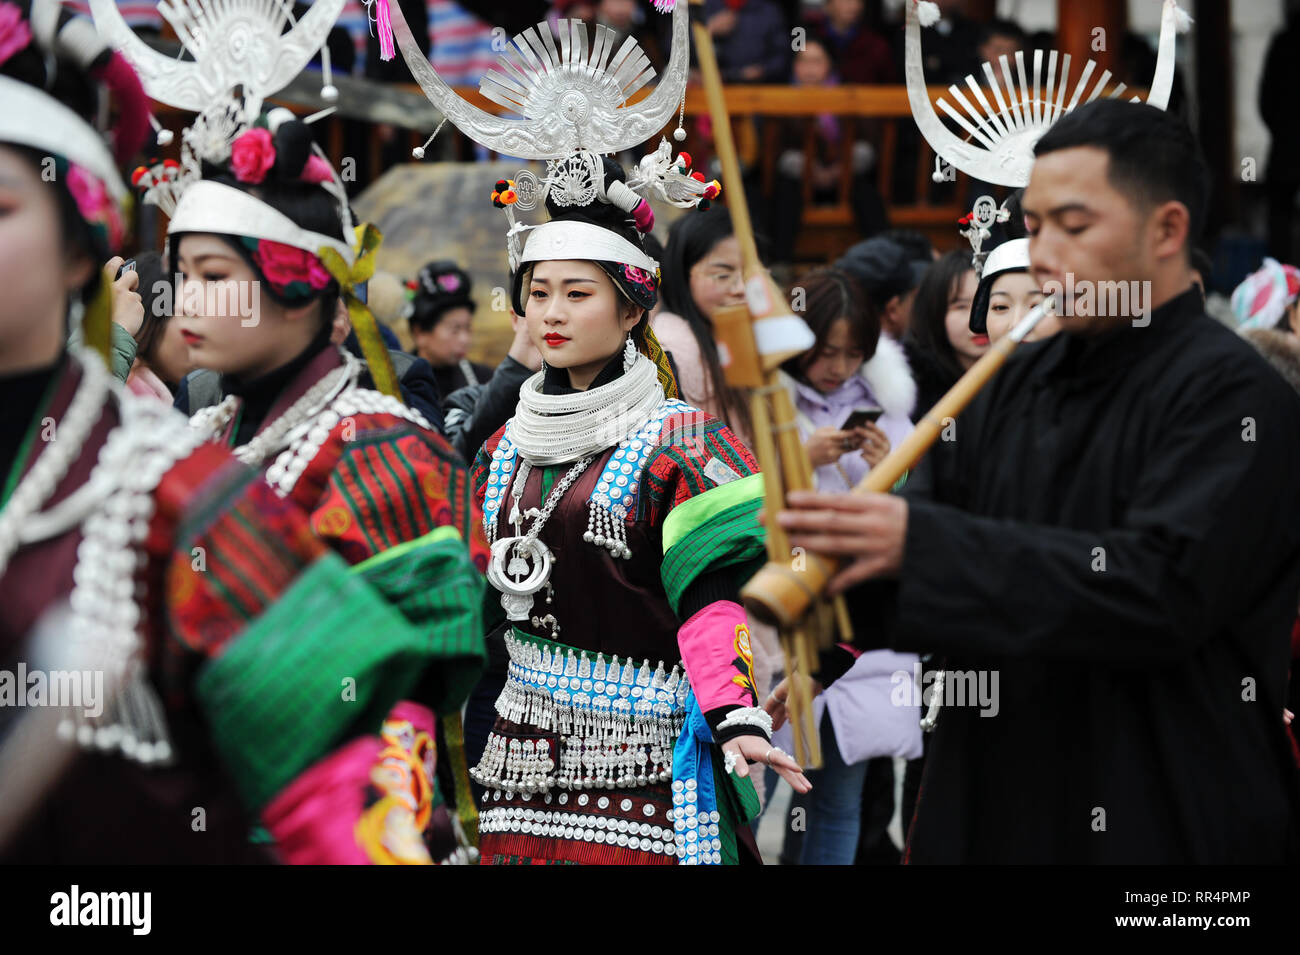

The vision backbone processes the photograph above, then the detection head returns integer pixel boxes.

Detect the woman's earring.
[67,295,85,332]
[623,334,636,371]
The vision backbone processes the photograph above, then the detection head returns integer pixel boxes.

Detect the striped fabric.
[659,474,766,615]
[341,0,496,79]
[62,1,162,28]
[196,550,436,811]
[337,0,372,72]
[306,424,488,573]
[643,412,767,614]
[164,442,326,659]
[426,0,496,87]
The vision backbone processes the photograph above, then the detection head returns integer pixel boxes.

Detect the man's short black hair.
[1033,98,1211,255]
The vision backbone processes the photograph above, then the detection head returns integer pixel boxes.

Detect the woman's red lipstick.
[543,333,569,347]
[181,330,203,346]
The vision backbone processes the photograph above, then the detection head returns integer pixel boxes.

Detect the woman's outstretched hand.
[721,734,811,793]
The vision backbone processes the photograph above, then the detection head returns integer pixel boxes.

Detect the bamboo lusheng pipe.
[740,301,1056,628]
[691,8,823,765]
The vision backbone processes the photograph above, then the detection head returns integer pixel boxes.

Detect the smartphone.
[842,405,884,431]
[116,258,136,280]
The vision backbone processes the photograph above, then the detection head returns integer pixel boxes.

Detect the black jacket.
[850,288,1300,863]
[441,355,533,463]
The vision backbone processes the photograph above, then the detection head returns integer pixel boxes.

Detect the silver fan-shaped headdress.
[90,0,344,116]
[90,0,355,262]
[906,0,1189,268]
[906,0,1185,189]
[390,0,687,159]
[385,0,714,272]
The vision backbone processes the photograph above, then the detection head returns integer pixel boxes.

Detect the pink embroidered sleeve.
[676,600,758,714]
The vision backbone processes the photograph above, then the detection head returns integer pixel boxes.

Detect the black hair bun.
[411,261,475,330]
[0,1,103,121]
[415,261,473,304]
[271,118,314,181]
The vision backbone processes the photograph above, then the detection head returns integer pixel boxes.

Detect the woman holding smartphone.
[774,267,923,865]
[780,269,913,491]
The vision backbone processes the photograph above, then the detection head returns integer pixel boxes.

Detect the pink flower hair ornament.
[66,162,125,251]
[0,1,32,68]
[229,127,276,185]
[240,236,333,301]
[230,127,338,186]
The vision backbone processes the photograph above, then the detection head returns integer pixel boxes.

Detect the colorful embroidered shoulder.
[151,440,447,813]
[644,410,766,615]
[161,441,324,662]
[286,412,488,716]
[292,413,488,573]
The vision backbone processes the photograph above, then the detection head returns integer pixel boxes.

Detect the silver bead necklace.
[190,348,360,468]
[0,351,110,579]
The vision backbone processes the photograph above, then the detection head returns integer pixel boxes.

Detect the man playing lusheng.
[774,99,1300,863]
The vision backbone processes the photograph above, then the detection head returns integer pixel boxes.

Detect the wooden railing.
[155,83,972,263]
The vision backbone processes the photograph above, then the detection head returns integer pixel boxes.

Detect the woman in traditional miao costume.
[465,154,811,865]
[368,0,810,864]
[0,0,454,863]
[87,0,487,864]
[153,116,490,869]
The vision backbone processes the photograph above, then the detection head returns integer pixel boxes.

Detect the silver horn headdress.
[90,0,353,250]
[385,0,716,272]
[89,0,345,116]
[905,0,1190,272]
[906,0,1188,190]
[389,0,688,159]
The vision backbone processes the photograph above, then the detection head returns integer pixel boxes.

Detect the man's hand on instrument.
[777,490,907,592]
[721,734,811,793]
[763,675,824,733]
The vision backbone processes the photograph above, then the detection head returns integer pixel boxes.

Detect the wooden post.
[1057,0,1125,76]
[1195,0,1234,239]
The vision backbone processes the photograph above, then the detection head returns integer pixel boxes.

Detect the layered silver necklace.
[189,348,362,470]
[486,347,663,638]
[3,351,207,765]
